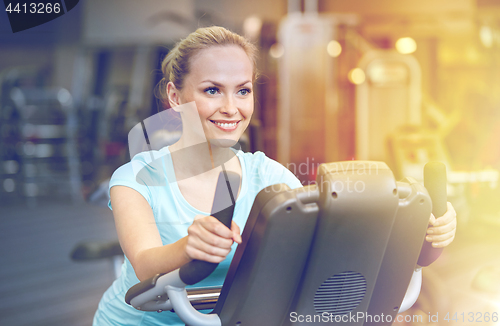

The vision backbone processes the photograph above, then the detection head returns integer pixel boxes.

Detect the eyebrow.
[200,80,252,87]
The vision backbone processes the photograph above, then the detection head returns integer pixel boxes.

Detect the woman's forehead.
[188,46,254,82]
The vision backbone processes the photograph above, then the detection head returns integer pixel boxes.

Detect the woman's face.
[173,45,254,147]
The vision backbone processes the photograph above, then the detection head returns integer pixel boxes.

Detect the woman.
[93,26,456,325]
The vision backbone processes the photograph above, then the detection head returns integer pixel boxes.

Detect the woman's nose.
[220,96,238,116]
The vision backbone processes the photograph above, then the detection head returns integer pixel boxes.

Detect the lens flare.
[348,68,366,85]
[269,43,285,59]
[327,40,342,57]
[396,37,417,54]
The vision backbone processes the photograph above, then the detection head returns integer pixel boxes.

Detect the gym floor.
[0,198,499,326]
[0,200,118,326]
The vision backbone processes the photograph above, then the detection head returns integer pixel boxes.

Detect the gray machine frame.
[126,161,431,326]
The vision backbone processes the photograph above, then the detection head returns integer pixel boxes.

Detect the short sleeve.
[108,162,154,210]
[253,152,303,190]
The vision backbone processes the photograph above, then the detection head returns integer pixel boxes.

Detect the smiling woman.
[167,45,254,149]
[92,26,304,326]
[92,26,457,326]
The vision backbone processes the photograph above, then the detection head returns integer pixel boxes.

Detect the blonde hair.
[159,26,258,101]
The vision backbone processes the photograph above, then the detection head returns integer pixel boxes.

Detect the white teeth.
[213,121,237,128]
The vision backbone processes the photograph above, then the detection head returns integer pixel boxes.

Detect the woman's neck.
[169,137,237,181]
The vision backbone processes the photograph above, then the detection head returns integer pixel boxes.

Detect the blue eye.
[205,87,219,95]
[238,88,251,96]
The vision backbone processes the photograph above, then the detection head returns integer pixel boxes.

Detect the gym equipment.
[71,240,124,278]
[277,6,358,175]
[1,85,82,204]
[418,161,446,267]
[388,125,498,226]
[125,161,445,325]
[356,50,422,163]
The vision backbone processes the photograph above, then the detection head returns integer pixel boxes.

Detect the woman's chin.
[209,138,239,148]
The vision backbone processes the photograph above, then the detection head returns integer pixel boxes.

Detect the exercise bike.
[125,161,447,325]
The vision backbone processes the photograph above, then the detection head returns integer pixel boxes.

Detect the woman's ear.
[166,82,181,108]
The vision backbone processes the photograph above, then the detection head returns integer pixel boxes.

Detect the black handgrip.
[179,170,240,285]
[418,161,446,266]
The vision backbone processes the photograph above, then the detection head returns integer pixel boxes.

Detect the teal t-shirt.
[93,146,302,326]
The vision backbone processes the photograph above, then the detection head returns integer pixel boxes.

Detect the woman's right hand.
[184,215,242,263]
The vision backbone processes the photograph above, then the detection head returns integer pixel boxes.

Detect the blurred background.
[1,0,499,325]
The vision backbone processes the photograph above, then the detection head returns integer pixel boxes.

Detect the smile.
[210,120,240,131]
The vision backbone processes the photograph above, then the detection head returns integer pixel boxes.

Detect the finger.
[184,245,228,263]
[231,221,242,244]
[188,222,234,249]
[429,213,437,225]
[431,234,455,248]
[427,220,456,235]
[193,214,205,221]
[197,216,234,239]
[186,233,232,257]
[426,229,455,244]
[432,202,456,226]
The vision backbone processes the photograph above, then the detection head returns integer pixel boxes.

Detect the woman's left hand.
[425,202,457,248]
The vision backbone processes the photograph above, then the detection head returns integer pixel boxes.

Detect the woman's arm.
[111,185,241,281]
